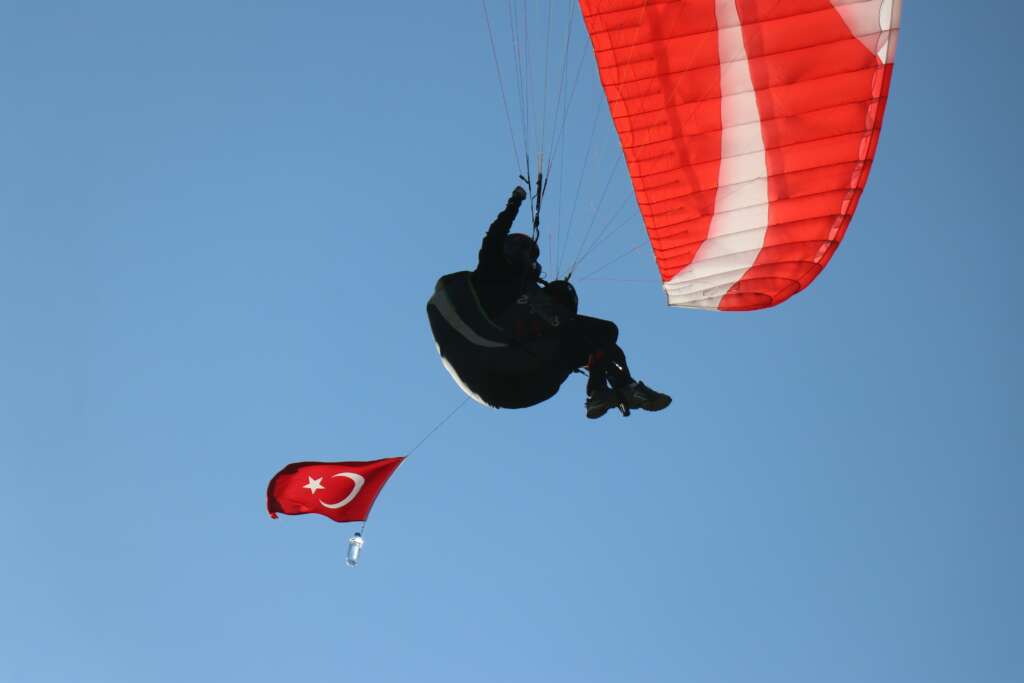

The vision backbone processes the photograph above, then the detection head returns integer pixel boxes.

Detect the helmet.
[503,233,541,275]
[543,279,578,314]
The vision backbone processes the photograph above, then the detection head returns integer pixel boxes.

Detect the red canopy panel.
[579,0,900,310]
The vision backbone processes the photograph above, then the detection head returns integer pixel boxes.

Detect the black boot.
[585,388,618,419]
[619,381,671,412]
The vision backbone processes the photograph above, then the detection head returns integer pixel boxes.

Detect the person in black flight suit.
[472,185,671,419]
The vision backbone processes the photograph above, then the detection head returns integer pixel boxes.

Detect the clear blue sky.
[1,2,1020,682]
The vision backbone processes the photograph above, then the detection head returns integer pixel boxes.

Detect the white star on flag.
[302,476,324,495]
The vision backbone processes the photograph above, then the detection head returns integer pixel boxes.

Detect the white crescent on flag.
[319,472,366,509]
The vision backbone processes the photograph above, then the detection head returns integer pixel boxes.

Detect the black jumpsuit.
[470,192,633,401]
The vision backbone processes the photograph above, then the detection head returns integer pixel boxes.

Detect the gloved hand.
[511,185,527,203]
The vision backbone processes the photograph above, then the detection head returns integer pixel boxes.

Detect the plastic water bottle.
[346,533,364,567]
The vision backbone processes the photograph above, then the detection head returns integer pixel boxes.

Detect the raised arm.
[477,186,527,272]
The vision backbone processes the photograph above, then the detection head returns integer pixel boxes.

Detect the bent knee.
[592,320,618,345]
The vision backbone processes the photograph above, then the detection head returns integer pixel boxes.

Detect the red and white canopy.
[580,0,901,310]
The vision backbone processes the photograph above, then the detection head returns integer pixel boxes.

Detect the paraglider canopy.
[579,0,901,310]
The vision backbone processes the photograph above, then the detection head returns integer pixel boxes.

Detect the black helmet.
[503,233,540,275]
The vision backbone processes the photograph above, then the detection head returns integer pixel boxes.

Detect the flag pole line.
[358,396,471,537]
[406,396,471,457]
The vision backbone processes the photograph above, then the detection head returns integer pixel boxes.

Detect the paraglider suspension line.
[520,168,546,244]
[533,170,546,240]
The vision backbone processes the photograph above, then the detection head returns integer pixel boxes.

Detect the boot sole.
[641,395,671,411]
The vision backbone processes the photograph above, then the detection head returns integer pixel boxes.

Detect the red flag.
[267,457,404,523]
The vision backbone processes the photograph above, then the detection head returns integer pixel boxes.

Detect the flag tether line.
[406,396,471,458]
[358,396,470,536]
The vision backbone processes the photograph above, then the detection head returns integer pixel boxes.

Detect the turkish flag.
[267,457,405,523]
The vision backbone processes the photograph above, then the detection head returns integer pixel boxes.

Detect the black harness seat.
[426,272,572,408]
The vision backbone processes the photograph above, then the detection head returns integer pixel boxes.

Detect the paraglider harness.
[426,272,578,409]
